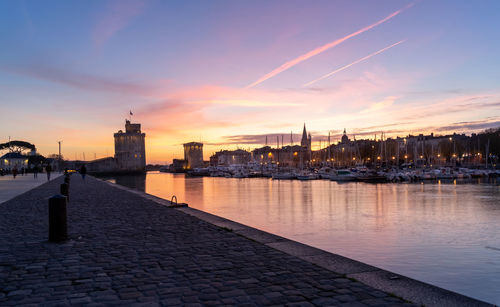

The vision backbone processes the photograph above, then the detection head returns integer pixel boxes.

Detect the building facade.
[113,120,146,172]
[0,152,28,170]
[183,142,203,169]
[210,149,251,166]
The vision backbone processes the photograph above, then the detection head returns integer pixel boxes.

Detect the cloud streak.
[304,40,406,87]
[212,133,304,146]
[92,0,148,47]
[433,118,500,132]
[2,63,152,95]
[247,3,413,88]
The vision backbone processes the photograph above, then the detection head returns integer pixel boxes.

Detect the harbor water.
[102,172,500,305]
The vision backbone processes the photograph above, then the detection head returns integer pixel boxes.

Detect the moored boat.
[330,169,357,182]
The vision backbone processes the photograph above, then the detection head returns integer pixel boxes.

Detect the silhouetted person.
[80,164,87,180]
[12,167,18,179]
[45,164,52,181]
[33,165,38,178]
[21,167,25,176]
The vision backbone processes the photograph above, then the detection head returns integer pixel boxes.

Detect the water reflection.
[99,172,500,305]
[104,174,146,192]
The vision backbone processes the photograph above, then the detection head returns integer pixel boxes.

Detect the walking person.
[80,164,87,180]
[12,167,18,179]
[33,165,38,178]
[45,164,52,181]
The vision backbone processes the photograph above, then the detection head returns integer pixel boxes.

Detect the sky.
[1,0,500,163]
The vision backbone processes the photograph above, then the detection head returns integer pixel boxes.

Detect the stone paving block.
[336,294,358,302]
[7,289,32,296]
[287,302,316,307]
[338,301,369,307]
[69,296,92,304]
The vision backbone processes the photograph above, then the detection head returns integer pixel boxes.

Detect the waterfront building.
[0,140,40,170]
[114,120,146,172]
[170,159,187,172]
[183,142,203,169]
[0,152,28,170]
[251,145,307,168]
[210,149,251,166]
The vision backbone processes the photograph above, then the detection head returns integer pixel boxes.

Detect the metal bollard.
[60,183,69,201]
[48,195,68,242]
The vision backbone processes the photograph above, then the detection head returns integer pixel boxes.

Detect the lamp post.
[57,141,62,172]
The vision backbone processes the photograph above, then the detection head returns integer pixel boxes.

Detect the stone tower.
[183,142,203,169]
[114,120,146,172]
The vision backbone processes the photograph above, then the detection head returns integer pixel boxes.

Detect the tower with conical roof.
[301,124,308,147]
[301,123,312,151]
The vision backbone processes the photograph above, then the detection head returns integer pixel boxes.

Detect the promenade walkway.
[0,172,61,204]
[0,176,435,306]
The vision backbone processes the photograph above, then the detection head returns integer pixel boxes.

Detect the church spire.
[301,123,308,147]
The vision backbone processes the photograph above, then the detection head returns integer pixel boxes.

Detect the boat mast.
[485,138,490,168]
[327,131,331,166]
[277,135,279,164]
[396,139,400,167]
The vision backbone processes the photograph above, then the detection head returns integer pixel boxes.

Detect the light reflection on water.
[104,172,500,305]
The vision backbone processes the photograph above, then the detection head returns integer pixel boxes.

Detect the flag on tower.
[130,110,133,116]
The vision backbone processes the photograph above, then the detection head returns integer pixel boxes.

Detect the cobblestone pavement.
[0,176,414,306]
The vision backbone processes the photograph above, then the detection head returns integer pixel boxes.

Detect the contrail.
[246,3,413,88]
[303,40,406,87]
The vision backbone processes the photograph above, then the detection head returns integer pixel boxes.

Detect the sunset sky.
[1,0,500,163]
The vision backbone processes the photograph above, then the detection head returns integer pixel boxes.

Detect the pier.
[0,176,491,306]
